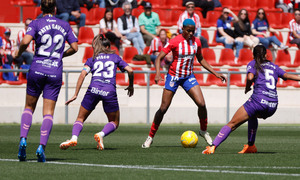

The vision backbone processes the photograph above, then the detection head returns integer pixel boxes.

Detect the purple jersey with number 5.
[84,53,128,89]
[26,15,78,75]
[247,60,286,102]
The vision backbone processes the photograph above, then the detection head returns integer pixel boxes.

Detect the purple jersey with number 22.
[26,15,78,75]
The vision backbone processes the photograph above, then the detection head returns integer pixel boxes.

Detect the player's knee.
[197,101,206,108]
[158,107,168,115]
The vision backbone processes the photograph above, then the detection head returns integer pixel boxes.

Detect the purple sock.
[101,122,117,137]
[40,115,53,146]
[72,121,83,136]
[20,108,33,138]
[248,118,258,146]
[212,125,232,147]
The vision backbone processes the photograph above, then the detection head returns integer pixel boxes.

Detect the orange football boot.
[238,144,257,154]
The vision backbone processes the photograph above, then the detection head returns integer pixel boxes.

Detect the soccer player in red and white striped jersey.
[142,19,226,148]
[289,9,300,48]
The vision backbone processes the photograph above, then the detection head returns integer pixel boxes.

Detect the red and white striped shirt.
[17,29,35,51]
[162,34,201,78]
[289,19,300,40]
[2,38,14,55]
[148,37,169,54]
[177,11,201,30]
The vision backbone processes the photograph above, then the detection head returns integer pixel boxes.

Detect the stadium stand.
[237,48,253,66]
[116,73,129,86]
[275,50,292,67]
[193,67,205,86]
[202,48,218,66]
[113,7,124,21]
[202,68,227,86]
[132,67,148,86]
[78,27,94,44]
[149,67,164,86]
[82,47,94,63]
[218,49,236,66]
[122,47,139,64]
[228,68,245,87]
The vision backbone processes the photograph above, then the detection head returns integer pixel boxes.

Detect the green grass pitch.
[0,124,299,179]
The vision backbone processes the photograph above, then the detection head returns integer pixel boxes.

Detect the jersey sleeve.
[276,65,286,79]
[246,60,256,75]
[84,57,93,69]
[26,20,37,38]
[116,55,129,72]
[162,39,173,54]
[66,25,78,44]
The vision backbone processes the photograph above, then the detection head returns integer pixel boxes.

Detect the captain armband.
[83,66,91,73]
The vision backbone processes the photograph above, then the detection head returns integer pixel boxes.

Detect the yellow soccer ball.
[181,130,198,148]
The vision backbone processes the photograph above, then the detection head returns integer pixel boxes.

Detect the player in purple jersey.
[16,0,78,162]
[59,34,134,151]
[202,45,300,154]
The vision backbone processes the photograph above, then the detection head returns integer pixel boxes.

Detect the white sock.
[99,131,105,137]
[71,135,78,141]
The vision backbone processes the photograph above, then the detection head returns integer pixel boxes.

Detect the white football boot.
[199,130,213,146]
[142,136,153,148]
[94,133,104,150]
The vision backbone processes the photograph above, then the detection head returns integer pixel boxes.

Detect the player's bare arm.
[63,42,78,58]
[154,51,167,84]
[16,34,33,58]
[196,53,226,82]
[245,72,254,94]
[283,73,300,81]
[66,67,88,105]
[124,66,134,97]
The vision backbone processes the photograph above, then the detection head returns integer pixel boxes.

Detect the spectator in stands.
[106,0,121,9]
[276,0,294,13]
[119,0,139,9]
[138,2,161,46]
[251,8,288,50]
[118,1,146,54]
[56,0,86,32]
[148,29,172,68]
[17,18,34,65]
[289,9,300,48]
[1,28,22,68]
[100,8,131,50]
[234,9,259,50]
[216,8,243,60]
[177,1,208,48]
[183,0,214,18]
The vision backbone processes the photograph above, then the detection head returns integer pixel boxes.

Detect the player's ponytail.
[253,45,268,75]
[92,34,115,59]
[41,0,56,14]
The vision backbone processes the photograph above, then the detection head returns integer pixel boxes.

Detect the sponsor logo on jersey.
[46,19,56,22]
[260,99,277,108]
[91,87,110,96]
[26,27,32,33]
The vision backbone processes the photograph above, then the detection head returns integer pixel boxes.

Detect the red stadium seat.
[265,12,282,29]
[0,1,20,23]
[116,73,128,86]
[171,10,184,26]
[152,9,172,26]
[78,27,94,44]
[11,0,36,6]
[228,69,245,87]
[293,50,300,67]
[275,50,292,67]
[22,6,36,22]
[0,26,6,38]
[148,0,167,8]
[165,0,184,9]
[0,66,23,85]
[34,6,42,19]
[92,8,106,25]
[218,48,236,66]
[202,48,218,66]
[202,68,226,86]
[149,67,164,86]
[132,8,144,18]
[18,70,27,84]
[110,46,120,55]
[82,47,93,63]
[123,47,139,64]
[237,48,253,66]
[266,49,274,61]
[113,7,124,21]
[281,13,294,28]
[143,46,150,55]
[202,11,222,27]
[281,70,300,87]
[133,67,148,86]
[256,0,281,12]
[248,11,256,22]
[193,67,205,86]
[219,0,237,9]
[201,30,209,44]
[237,0,252,10]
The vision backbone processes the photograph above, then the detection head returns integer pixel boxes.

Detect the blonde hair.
[92,34,115,59]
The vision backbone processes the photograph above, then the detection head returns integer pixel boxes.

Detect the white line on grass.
[1,159,300,177]
[170,165,300,169]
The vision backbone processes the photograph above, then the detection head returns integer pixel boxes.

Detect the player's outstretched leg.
[94,122,117,150]
[18,138,27,161]
[59,121,83,150]
[238,118,258,154]
[18,108,33,161]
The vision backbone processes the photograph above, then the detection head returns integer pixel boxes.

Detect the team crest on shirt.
[169,81,174,87]
[26,27,32,33]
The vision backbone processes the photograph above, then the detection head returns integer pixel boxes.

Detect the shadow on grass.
[71,148,118,151]
[26,158,70,161]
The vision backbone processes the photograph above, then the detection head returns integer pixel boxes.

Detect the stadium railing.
[1,69,299,124]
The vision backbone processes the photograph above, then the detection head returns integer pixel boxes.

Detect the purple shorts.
[26,70,62,101]
[243,97,278,119]
[81,86,119,113]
